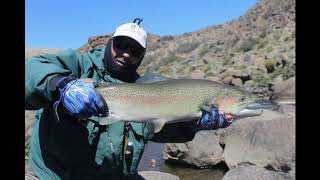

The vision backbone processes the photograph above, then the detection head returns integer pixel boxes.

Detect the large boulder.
[138,171,180,180]
[163,130,223,167]
[271,77,295,101]
[162,108,295,178]
[222,166,291,180]
[222,109,295,173]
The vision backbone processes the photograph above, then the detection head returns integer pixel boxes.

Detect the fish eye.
[238,96,246,102]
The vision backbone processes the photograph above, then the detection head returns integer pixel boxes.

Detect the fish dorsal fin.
[136,72,168,83]
[150,118,168,133]
[144,66,156,75]
[94,81,112,88]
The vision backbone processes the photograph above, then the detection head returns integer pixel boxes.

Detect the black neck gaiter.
[103,39,142,83]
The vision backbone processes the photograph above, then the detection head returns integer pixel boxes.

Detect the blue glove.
[53,77,108,120]
[198,104,233,130]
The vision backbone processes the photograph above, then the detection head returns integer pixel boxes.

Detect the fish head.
[213,87,268,118]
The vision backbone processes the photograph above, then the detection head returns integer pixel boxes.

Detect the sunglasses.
[113,36,146,58]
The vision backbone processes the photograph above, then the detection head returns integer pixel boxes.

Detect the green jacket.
[25,47,197,180]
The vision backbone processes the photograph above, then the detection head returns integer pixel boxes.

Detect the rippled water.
[138,142,227,180]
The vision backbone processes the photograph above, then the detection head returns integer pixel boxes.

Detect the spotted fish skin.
[95,79,262,131]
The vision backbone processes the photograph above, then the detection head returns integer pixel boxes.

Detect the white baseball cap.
[112,22,147,48]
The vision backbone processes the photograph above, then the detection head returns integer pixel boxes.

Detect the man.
[25,18,232,180]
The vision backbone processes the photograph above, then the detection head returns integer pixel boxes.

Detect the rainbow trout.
[96,79,272,132]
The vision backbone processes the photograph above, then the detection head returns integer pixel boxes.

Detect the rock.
[271,77,295,100]
[274,103,295,115]
[272,74,284,83]
[190,67,205,79]
[77,34,112,53]
[222,76,234,85]
[163,131,223,167]
[231,78,243,87]
[244,80,255,87]
[138,171,180,180]
[236,37,258,52]
[222,166,291,180]
[206,76,220,82]
[223,109,295,174]
[176,41,200,54]
[88,35,110,48]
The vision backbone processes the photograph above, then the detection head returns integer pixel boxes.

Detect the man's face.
[111,36,146,69]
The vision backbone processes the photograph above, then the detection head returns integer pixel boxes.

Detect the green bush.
[291,31,295,39]
[199,48,209,57]
[159,52,178,66]
[236,64,247,69]
[253,73,271,87]
[177,42,200,53]
[257,41,268,49]
[266,46,273,53]
[271,66,295,80]
[284,36,290,42]
[223,58,231,66]
[238,37,259,52]
[264,59,276,73]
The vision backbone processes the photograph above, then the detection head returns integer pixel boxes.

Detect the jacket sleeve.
[148,120,199,143]
[25,49,83,110]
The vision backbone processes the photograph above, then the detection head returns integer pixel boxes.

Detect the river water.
[138,142,227,180]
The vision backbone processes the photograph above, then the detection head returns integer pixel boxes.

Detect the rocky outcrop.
[163,131,223,167]
[222,109,295,173]
[77,34,112,53]
[138,171,180,180]
[271,76,295,101]
[163,105,295,179]
[222,166,291,180]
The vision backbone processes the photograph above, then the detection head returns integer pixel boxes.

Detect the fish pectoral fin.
[150,118,168,133]
[199,104,212,112]
[97,115,121,125]
[94,81,111,88]
[199,102,220,112]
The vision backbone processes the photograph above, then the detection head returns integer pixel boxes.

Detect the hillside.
[77,0,295,101]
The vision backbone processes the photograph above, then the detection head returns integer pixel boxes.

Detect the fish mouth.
[245,102,275,109]
[233,102,274,119]
[233,109,263,118]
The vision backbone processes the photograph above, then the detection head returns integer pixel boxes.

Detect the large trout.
[95,79,272,132]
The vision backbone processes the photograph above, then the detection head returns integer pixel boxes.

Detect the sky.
[26,0,257,49]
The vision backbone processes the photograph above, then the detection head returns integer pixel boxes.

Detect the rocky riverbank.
[163,104,295,179]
